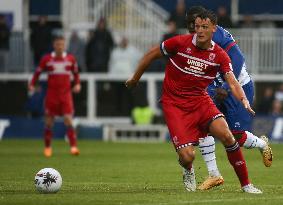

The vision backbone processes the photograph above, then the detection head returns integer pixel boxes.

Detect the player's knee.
[219,131,235,146]
[45,118,54,128]
[63,117,73,127]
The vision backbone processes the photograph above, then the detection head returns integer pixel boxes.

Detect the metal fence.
[230,28,283,74]
[2,28,283,74]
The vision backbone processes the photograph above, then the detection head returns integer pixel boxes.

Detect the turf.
[0,139,282,205]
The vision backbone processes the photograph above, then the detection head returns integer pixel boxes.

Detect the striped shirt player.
[197,25,273,190]
[184,6,273,192]
[29,36,81,157]
[209,25,253,133]
[30,51,80,116]
[160,33,232,148]
[125,10,262,194]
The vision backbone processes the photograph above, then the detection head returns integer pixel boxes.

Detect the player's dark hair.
[53,35,65,42]
[186,6,206,33]
[195,10,218,25]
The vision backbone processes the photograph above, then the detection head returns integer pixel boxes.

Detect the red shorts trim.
[162,100,223,150]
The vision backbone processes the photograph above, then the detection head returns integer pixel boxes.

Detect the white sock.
[243,131,266,150]
[199,136,221,177]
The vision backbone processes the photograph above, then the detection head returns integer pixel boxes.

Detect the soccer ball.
[34,168,62,193]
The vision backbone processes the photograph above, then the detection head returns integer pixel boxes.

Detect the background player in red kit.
[29,36,81,157]
[125,10,262,193]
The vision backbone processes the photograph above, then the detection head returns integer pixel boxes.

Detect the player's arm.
[28,56,47,92]
[224,72,255,115]
[125,35,180,88]
[125,45,162,88]
[219,50,255,115]
[71,58,81,93]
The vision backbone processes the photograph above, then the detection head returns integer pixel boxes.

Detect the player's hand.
[242,98,255,116]
[73,84,81,93]
[214,87,228,103]
[125,78,139,88]
[28,85,35,93]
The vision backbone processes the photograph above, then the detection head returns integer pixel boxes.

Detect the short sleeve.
[219,50,233,74]
[160,35,181,57]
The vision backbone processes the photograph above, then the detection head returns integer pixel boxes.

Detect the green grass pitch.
[0,139,283,205]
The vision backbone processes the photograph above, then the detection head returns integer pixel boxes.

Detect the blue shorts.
[208,81,254,132]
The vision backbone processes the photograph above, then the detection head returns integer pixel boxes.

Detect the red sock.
[66,127,77,147]
[44,128,52,147]
[232,130,247,147]
[187,162,193,171]
[225,142,250,187]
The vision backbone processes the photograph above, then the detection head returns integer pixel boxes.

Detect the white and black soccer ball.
[34,168,62,193]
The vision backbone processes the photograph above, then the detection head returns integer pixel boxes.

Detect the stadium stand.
[1,0,283,141]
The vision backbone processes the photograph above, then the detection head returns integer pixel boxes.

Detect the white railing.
[229,28,283,74]
[1,73,283,124]
[0,73,163,123]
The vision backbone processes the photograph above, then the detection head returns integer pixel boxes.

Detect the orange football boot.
[44,147,52,157]
[70,147,80,156]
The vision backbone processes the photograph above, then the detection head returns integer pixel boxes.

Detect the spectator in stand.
[168,0,187,30]
[241,15,257,28]
[30,16,52,66]
[0,15,10,72]
[271,100,282,116]
[68,31,86,72]
[85,18,114,72]
[109,36,142,76]
[108,36,142,117]
[259,19,277,29]
[162,20,178,41]
[131,95,154,125]
[257,87,274,114]
[216,6,233,28]
[275,84,283,102]
[147,20,179,73]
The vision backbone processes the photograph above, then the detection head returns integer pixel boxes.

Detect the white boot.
[242,184,263,194]
[183,167,196,192]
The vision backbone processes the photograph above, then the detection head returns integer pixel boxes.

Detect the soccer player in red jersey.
[29,36,81,157]
[125,10,262,193]
[186,6,272,191]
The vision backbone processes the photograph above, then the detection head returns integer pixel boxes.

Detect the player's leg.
[209,117,262,194]
[198,84,224,190]
[162,102,197,191]
[225,82,273,166]
[43,95,57,157]
[177,145,197,191]
[63,115,79,155]
[62,95,79,155]
[198,136,224,190]
[44,114,54,157]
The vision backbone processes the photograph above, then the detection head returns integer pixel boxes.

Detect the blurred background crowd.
[1,0,283,124]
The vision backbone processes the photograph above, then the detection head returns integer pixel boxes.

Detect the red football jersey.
[160,33,232,110]
[30,52,80,93]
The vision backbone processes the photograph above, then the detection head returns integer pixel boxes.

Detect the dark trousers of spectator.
[0,50,8,72]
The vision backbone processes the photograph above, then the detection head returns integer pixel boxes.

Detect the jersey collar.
[51,51,67,58]
[192,33,215,51]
